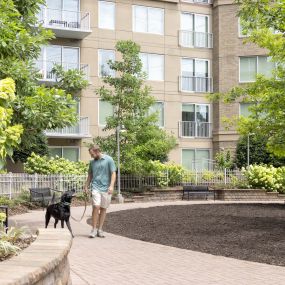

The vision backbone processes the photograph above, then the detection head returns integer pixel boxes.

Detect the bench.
[29,188,61,209]
[182,185,214,201]
[0,205,8,232]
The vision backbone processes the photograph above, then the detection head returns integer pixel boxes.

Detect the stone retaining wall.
[127,188,285,202]
[0,228,72,285]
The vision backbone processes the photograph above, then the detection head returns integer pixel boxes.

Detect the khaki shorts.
[91,190,112,209]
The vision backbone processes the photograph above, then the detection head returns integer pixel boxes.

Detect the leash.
[70,192,89,222]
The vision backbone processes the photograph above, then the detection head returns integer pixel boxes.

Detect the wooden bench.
[29,188,61,209]
[182,185,214,200]
[0,205,8,232]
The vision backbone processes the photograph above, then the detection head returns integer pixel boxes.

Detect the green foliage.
[24,152,88,174]
[0,240,20,258]
[94,40,176,174]
[0,78,23,169]
[235,135,285,168]
[243,165,285,192]
[51,64,89,95]
[215,150,234,169]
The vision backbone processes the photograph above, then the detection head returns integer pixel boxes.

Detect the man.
[84,145,116,238]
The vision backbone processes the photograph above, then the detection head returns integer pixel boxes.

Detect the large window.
[140,53,164,81]
[36,45,79,79]
[99,100,113,126]
[180,13,210,47]
[181,58,211,92]
[98,49,115,77]
[98,1,115,30]
[181,104,210,137]
[133,5,164,35]
[239,56,275,82]
[182,149,211,170]
[49,147,79,161]
[149,102,164,127]
[239,103,253,118]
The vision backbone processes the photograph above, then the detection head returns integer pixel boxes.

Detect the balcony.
[179,76,213,93]
[37,8,91,39]
[178,121,212,138]
[179,30,213,49]
[45,117,91,138]
[181,0,213,4]
[35,60,89,84]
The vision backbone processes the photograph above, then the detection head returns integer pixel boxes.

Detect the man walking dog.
[84,145,116,238]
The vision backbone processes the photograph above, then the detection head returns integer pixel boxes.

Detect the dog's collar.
[61,201,71,206]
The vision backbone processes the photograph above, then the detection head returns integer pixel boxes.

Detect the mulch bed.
[104,204,285,266]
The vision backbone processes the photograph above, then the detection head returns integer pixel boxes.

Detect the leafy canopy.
[93,40,176,174]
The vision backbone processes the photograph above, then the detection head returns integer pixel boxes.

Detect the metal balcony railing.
[181,0,213,4]
[179,30,213,48]
[178,121,212,138]
[35,60,89,82]
[37,8,91,31]
[179,76,213,93]
[45,117,90,138]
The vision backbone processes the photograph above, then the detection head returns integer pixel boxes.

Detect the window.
[182,149,211,170]
[238,18,249,37]
[99,100,113,126]
[181,58,210,92]
[140,53,164,81]
[133,6,164,35]
[49,147,79,161]
[239,103,253,118]
[181,104,210,137]
[239,56,275,82]
[149,102,164,127]
[98,49,115,77]
[36,45,79,79]
[98,1,115,30]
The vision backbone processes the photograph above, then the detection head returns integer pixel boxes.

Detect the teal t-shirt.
[89,154,117,192]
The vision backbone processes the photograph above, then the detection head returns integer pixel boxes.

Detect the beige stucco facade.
[44,0,266,168]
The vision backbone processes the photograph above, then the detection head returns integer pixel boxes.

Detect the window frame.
[49,146,80,161]
[132,5,164,35]
[180,12,210,33]
[98,49,115,78]
[98,1,115,30]
[181,148,212,170]
[140,52,165,81]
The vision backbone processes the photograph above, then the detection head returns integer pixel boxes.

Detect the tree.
[211,0,285,157]
[94,40,176,174]
[0,0,88,163]
[0,78,23,169]
[235,135,285,168]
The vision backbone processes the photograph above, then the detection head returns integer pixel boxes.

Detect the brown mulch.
[104,204,285,266]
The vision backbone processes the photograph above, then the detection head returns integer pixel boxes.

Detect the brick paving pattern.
[10,201,285,285]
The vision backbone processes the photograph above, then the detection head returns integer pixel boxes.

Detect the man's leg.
[97,193,112,237]
[98,207,107,230]
[92,206,100,229]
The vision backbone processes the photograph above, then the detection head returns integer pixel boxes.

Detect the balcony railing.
[35,60,89,82]
[37,8,91,39]
[179,30,213,48]
[179,76,212,93]
[45,117,90,138]
[181,0,213,4]
[179,121,212,138]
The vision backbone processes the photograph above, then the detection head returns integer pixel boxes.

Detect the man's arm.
[84,163,93,193]
[108,172,116,194]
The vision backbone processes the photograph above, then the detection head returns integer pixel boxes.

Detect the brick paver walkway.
[11,201,285,284]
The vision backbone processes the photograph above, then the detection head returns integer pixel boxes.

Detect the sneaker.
[97,229,105,238]
[89,229,97,238]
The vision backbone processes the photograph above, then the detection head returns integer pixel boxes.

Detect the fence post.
[195,169,198,185]
[224,168,227,185]
[9,173,12,200]
[34,173,38,188]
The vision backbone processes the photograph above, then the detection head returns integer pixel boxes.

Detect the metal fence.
[0,170,245,198]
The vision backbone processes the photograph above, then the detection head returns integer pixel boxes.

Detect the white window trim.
[180,12,210,33]
[181,148,212,169]
[98,1,115,30]
[41,45,80,64]
[132,5,164,35]
[140,52,165,81]
[98,49,115,78]
[239,55,276,83]
[49,146,80,160]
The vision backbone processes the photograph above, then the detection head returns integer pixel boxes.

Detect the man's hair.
[88,145,101,152]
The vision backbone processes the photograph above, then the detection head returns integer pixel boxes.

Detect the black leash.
[70,192,89,222]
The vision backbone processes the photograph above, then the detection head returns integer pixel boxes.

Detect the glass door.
[182,104,195,136]
[63,0,80,28]
[47,0,63,26]
[181,13,194,47]
[46,46,61,79]
[195,60,208,92]
[181,58,194,91]
[195,15,208,47]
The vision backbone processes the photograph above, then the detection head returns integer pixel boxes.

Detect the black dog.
[45,189,76,237]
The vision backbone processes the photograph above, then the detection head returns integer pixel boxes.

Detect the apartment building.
[37,0,269,170]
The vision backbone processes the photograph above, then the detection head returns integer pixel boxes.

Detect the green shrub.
[24,153,88,175]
